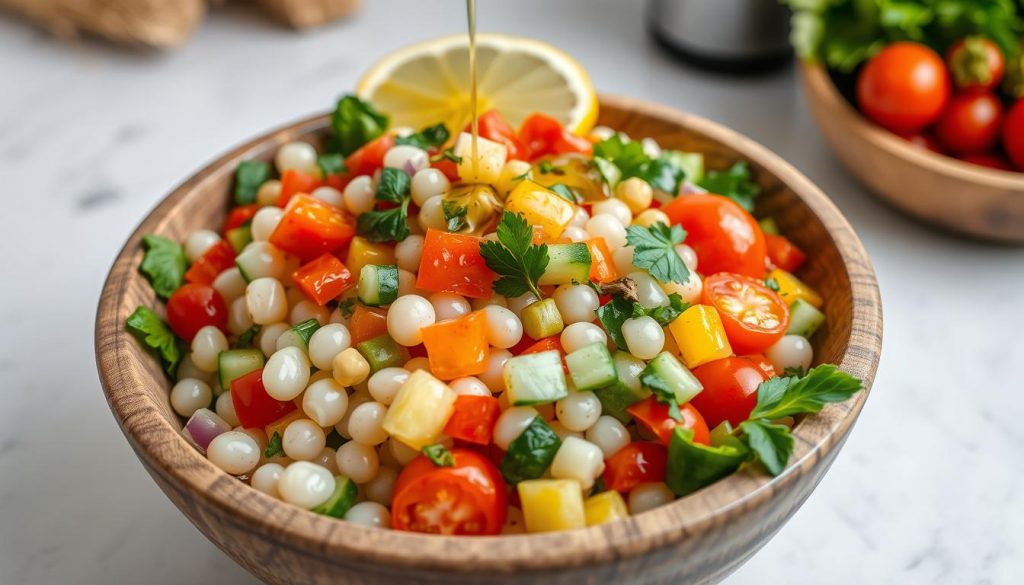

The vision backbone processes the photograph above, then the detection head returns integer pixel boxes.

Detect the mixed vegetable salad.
[126,94,863,535]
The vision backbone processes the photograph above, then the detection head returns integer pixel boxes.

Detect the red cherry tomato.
[469,110,528,161]
[625,396,710,446]
[602,442,668,493]
[946,37,1005,92]
[661,194,767,278]
[443,395,501,445]
[958,152,1015,172]
[689,357,768,428]
[741,353,777,379]
[518,113,592,159]
[345,134,396,178]
[857,42,950,133]
[165,283,227,341]
[764,234,806,272]
[1003,100,1024,170]
[184,240,236,286]
[935,92,1004,154]
[702,273,789,354]
[391,449,507,535]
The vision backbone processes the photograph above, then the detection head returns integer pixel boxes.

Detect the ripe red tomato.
[625,396,710,446]
[602,442,668,493]
[764,234,806,272]
[689,357,768,428]
[345,134,396,178]
[1003,100,1024,170]
[470,110,528,161]
[702,273,789,354]
[391,449,507,535]
[958,152,1014,172]
[415,229,497,299]
[857,42,950,132]
[946,37,1005,92]
[518,113,592,159]
[741,353,777,379]
[935,92,1004,154]
[661,194,767,278]
[165,283,227,341]
[230,369,297,429]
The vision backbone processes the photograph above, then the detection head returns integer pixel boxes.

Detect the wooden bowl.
[95,95,882,585]
[799,63,1024,243]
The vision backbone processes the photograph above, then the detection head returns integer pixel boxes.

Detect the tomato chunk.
[230,369,297,429]
[626,396,710,446]
[518,113,592,159]
[348,305,389,345]
[469,110,528,161]
[165,283,227,341]
[291,254,353,306]
[420,311,490,380]
[269,194,355,262]
[690,357,768,428]
[602,442,668,493]
[765,234,807,273]
[223,204,261,233]
[345,134,395,178]
[586,238,619,283]
[184,240,236,286]
[443,395,501,445]
[276,169,324,208]
[416,229,497,299]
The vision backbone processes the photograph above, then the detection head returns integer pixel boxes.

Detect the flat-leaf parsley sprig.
[625,222,690,284]
[479,212,549,299]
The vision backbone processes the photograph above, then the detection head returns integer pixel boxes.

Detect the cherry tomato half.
[661,194,767,278]
[702,273,789,354]
[689,357,768,428]
[626,396,710,446]
[391,449,507,535]
[165,283,227,341]
[935,92,1004,154]
[856,42,950,133]
[602,442,668,493]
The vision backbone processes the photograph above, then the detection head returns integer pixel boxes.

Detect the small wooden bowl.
[96,95,882,585]
[799,63,1024,243]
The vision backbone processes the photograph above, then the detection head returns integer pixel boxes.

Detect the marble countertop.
[1,1,1021,583]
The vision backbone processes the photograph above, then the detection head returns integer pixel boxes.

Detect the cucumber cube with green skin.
[786,299,825,338]
[565,342,617,392]
[217,349,265,393]
[225,225,252,253]
[358,264,399,307]
[311,476,358,518]
[644,352,703,405]
[355,334,408,373]
[521,298,564,340]
[504,350,569,406]
[758,217,780,236]
[499,416,561,484]
[592,351,650,423]
[538,243,592,285]
[276,319,320,351]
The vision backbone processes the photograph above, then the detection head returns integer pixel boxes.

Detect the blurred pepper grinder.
[648,0,792,73]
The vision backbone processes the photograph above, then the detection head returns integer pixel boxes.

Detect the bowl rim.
[799,63,1024,187]
[95,94,882,573]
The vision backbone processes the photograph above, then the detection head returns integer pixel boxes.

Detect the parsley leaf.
[126,306,182,377]
[264,431,284,458]
[593,134,686,193]
[236,324,261,348]
[765,277,780,292]
[337,298,356,318]
[375,167,411,203]
[317,153,346,178]
[631,293,690,326]
[330,95,389,156]
[430,147,463,164]
[595,295,633,350]
[537,160,566,175]
[396,123,450,150]
[639,365,683,422]
[356,201,410,243]
[749,364,864,421]
[422,443,455,467]
[625,222,690,284]
[443,199,469,232]
[697,161,760,212]
[139,234,187,299]
[234,160,271,205]
[479,212,549,299]
[738,419,794,476]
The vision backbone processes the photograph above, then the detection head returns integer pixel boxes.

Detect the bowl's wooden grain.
[96,95,882,585]
[799,63,1024,243]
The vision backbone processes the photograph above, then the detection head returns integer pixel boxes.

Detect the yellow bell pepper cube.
[504,180,576,240]
[345,236,396,279]
[454,132,508,184]
[584,490,629,526]
[381,370,456,450]
[669,304,733,369]
[768,268,823,308]
[518,479,586,533]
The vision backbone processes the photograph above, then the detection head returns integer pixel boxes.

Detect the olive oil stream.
[467,0,479,179]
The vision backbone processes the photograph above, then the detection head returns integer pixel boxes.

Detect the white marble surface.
[1,1,1022,583]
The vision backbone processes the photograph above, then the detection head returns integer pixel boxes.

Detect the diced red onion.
[403,159,420,177]
[183,408,231,452]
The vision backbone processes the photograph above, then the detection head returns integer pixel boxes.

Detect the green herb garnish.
[697,161,760,212]
[479,212,550,299]
[443,199,469,232]
[593,134,686,193]
[548,183,577,203]
[356,167,412,242]
[234,160,271,205]
[431,147,463,164]
[329,95,389,156]
[625,222,690,284]
[264,431,284,458]
[317,153,346,178]
[396,123,450,150]
[125,306,182,377]
[139,234,187,300]
[422,443,455,467]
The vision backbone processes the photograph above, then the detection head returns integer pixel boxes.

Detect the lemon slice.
[357,34,598,137]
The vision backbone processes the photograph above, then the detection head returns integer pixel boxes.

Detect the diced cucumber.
[357,264,399,306]
[311,476,358,518]
[787,299,825,338]
[276,319,320,350]
[225,225,252,253]
[565,342,617,392]
[538,243,592,285]
[665,150,704,183]
[217,349,265,393]
[642,352,703,405]
[355,334,408,373]
[504,350,569,406]
[521,298,564,340]
[758,217,780,236]
[592,351,650,423]
[499,417,561,484]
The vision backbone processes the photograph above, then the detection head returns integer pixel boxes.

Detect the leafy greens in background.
[696,161,761,212]
[593,134,687,195]
[329,95,389,156]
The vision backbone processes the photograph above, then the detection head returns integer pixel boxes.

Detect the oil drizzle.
[467,0,479,179]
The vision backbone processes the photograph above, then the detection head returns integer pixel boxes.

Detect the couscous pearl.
[615,177,655,214]
[430,292,471,321]
[364,466,399,505]
[482,305,523,349]
[586,416,631,458]
[450,376,490,396]
[334,348,371,388]
[282,419,326,461]
[278,461,336,509]
[585,214,627,250]
[493,407,539,451]
[765,335,814,373]
[207,431,260,475]
[384,145,429,174]
[662,272,703,304]
[345,501,391,527]
[548,420,583,441]
[343,176,376,216]
[561,226,589,243]
[612,246,638,276]
[263,346,311,401]
[506,292,539,318]
[302,378,349,427]
[216,391,240,427]
[627,271,670,308]
[256,180,282,207]
[290,299,330,326]
[250,463,284,497]
[314,447,340,475]
[387,436,421,465]
[236,426,268,453]
[410,168,451,207]
[621,316,665,360]
[191,325,228,372]
[550,437,605,490]
[628,482,675,514]
[556,391,602,432]
[386,294,435,346]
[347,401,389,446]
[403,357,431,372]
[228,296,254,335]
[185,229,221,262]
[367,367,410,405]
[394,234,425,272]
[177,354,213,383]
[592,198,633,227]
[417,195,447,231]
[479,349,511,393]
[675,243,699,271]
[335,440,379,483]
[258,322,291,358]
[251,207,284,242]
[560,322,608,354]
[335,391,372,439]
[275,141,318,174]
[310,186,344,208]
[633,208,671,228]
[246,277,288,325]
[397,269,418,297]
[213,267,247,304]
[569,206,590,229]
[170,378,213,417]
[552,284,599,324]
[238,242,287,280]
[307,324,351,370]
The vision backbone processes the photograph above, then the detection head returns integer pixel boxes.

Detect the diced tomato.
[518,336,568,374]
[626,396,711,446]
[443,395,501,445]
[324,173,352,192]
[690,357,768,428]
[431,157,460,182]
[276,169,324,208]
[349,305,389,345]
[291,254,354,306]
[165,283,227,341]
[421,311,490,379]
[508,334,538,356]
[765,234,807,273]
[268,194,355,262]
[184,240,236,286]
[230,369,297,429]
[586,238,619,283]
[518,113,593,159]
[415,229,497,299]
[602,442,668,493]
[345,134,396,178]
[468,110,528,161]
[223,204,261,233]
